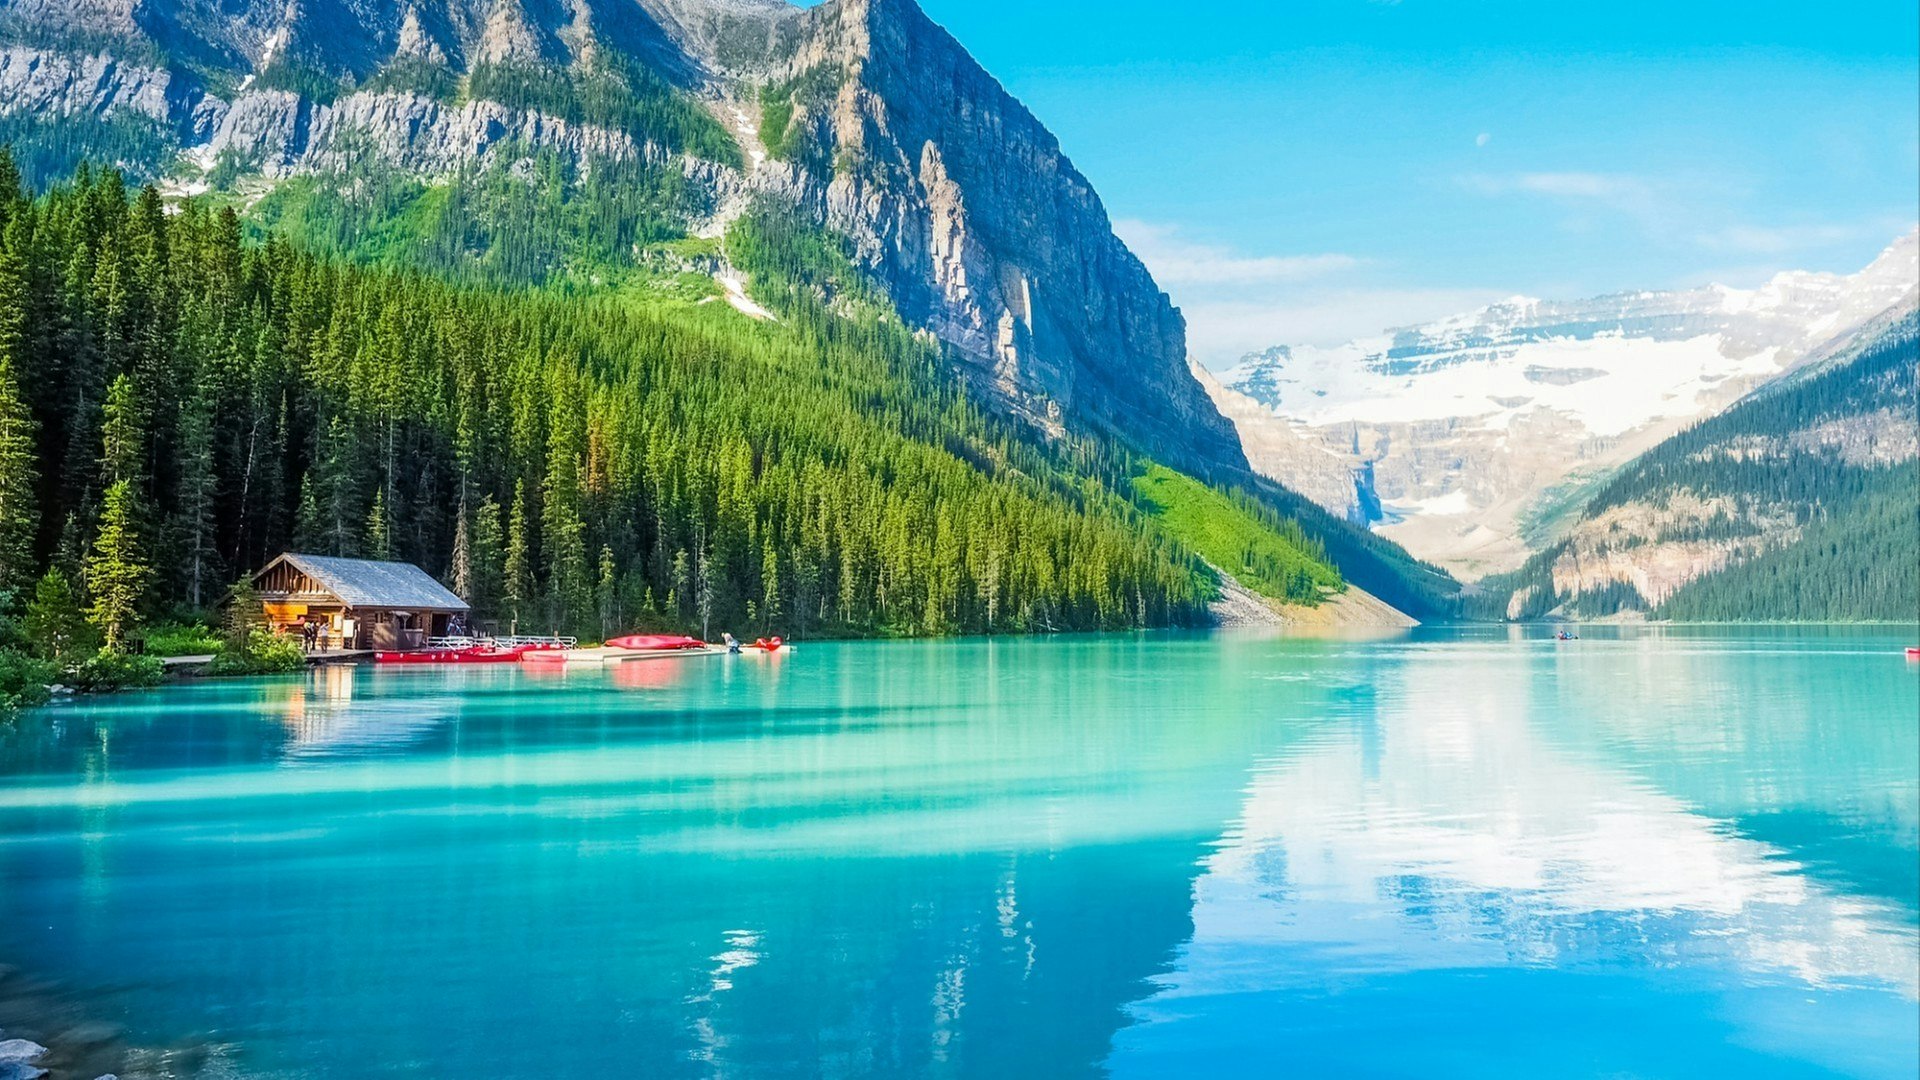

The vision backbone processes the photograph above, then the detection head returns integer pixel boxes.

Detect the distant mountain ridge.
[1210,231,1919,578]
[1469,307,1918,622]
[0,0,1247,476]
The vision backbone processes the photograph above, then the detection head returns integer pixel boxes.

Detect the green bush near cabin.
[65,649,165,693]
[142,621,227,658]
[207,630,307,676]
[1132,465,1344,606]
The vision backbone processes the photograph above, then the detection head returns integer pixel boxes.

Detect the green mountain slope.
[1132,465,1342,606]
[1471,311,1919,622]
[0,161,1240,639]
[0,150,1448,642]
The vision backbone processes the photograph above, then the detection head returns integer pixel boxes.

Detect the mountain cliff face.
[1211,232,1919,578]
[0,0,1245,474]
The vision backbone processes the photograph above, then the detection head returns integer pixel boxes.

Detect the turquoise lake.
[1,628,1916,1077]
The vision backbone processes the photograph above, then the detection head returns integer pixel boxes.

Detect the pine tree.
[0,353,37,599]
[760,534,781,633]
[504,480,534,631]
[470,494,506,621]
[22,567,94,663]
[542,374,592,634]
[597,544,618,639]
[99,372,143,490]
[86,480,152,649]
[174,387,219,607]
[365,488,392,560]
[0,215,37,600]
[0,147,21,222]
[293,473,323,551]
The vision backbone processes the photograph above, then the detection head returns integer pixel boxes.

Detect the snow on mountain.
[1212,229,1920,578]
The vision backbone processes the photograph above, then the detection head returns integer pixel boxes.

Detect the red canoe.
[606,634,709,652]
[1906,647,1920,659]
[376,645,530,665]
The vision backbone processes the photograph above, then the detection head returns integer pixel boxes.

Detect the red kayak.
[376,645,530,665]
[606,634,709,652]
[751,636,785,653]
[1906,647,1920,659]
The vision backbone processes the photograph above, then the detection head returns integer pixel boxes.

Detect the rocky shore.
[0,966,229,1080]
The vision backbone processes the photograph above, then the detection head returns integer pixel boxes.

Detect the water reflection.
[1115,634,1919,1077]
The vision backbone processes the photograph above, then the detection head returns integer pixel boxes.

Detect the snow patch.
[730,106,766,168]
[1393,490,1475,517]
[182,143,221,172]
[1238,332,1785,438]
[157,178,211,203]
[714,268,776,321]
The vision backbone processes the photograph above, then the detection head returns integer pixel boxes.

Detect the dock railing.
[425,634,579,650]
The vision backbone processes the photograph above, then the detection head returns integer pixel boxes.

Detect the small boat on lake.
[721,632,787,654]
[605,634,710,652]
[523,635,723,665]
[1906,646,1919,659]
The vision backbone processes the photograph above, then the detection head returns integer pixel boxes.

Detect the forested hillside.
[0,155,1276,642]
[1470,311,1919,622]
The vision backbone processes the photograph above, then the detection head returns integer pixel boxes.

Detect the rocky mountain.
[1472,306,1918,622]
[1210,231,1920,578]
[0,0,1246,475]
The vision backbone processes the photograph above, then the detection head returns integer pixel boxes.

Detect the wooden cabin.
[245,553,470,651]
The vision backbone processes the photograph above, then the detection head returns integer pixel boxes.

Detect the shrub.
[0,647,57,718]
[66,648,165,693]
[142,621,226,658]
[248,631,308,673]
[207,629,307,676]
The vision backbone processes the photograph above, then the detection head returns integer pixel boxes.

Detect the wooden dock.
[306,649,373,665]
[159,649,372,675]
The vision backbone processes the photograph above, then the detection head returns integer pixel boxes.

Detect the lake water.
[1,628,1916,1077]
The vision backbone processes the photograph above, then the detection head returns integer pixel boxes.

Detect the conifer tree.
[23,567,93,662]
[0,353,36,599]
[450,494,473,602]
[597,544,618,639]
[86,479,151,649]
[470,494,506,620]
[365,488,391,560]
[504,480,534,631]
[99,372,142,490]
[174,387,219,607]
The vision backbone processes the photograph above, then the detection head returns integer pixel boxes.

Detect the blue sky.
[889,0,1920,365]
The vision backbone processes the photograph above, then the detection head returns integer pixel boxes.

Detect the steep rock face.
[0,0,1247,476]
[717,0,1242,467]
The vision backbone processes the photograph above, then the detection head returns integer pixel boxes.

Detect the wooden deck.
[306,649,374,664]
[159,649,373,673]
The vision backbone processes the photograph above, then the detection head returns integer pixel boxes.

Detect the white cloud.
[1176,289,1511,369]
[1114,220,1512,368]
[1458,171,1660,217]
[1475,132,1492,148]
[1112,220,1360,287]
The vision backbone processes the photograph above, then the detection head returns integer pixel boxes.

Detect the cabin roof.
[256,553,470,612]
